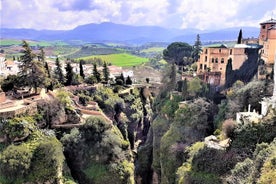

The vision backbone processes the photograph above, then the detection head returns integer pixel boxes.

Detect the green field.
[79,53,149,67]
[0,39,68,46]
[140,47,165,53]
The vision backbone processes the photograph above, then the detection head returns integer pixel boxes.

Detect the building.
[259,18,276,65]
[196,44,250,86]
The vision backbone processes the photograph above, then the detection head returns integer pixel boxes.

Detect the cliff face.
[0,117,73,184]
[61,116,134,184]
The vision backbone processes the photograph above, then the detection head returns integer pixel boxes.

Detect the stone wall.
[0,101,37,119]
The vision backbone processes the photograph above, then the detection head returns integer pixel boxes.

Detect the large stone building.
[259,18,276,66]
[197,18,276,86]
[196,43,255,86]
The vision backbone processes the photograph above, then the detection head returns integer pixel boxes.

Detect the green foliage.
[102,61,109,82]
[55,89,73,109]
[125,76,132,85]
[152,116,170,176]
[61,117,134,184]
[0,116,67,184]
[227,139,276,183]
[1,117,35,143]
[188,77,202,97]
[163,42,193,66]
[93,87,124,115]
[160,95,181,119]
[54,57,65,84]
[159,98,213,183]
[18,40,49,93]
[214,100,228,129]
[65,62,74,86]
[192,34,202,62]
[1,75,19,92]
[231,118,276,156]
[26,138,65,183]
[93,63,101,83]
[0,144,33,180]
[79,59,85,79]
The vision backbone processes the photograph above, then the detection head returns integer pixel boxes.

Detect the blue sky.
[1,0,276,30]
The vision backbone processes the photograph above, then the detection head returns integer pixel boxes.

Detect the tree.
[19,40,48,93]
[65,62,74,86]
[1,75,18,92]
[163,42,193,66]
[38,48,45,63]
[79,59,85,79]
[192,34,202,62]
[225,58,234,88]
[237,29,242,44]
[126,76,132,85]
[54,58,65,84]
[102,62,109,83]
[188,77,202,97]
[92,63,101,83]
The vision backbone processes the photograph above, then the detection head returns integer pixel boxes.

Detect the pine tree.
[65,63,74,86]
[19,40,48,93]
[92,63,101,83]
[237,29,242,44]
[79,59,85,79]
[102,62,109,82]
[192,34,202,62]
[54,58,65,84]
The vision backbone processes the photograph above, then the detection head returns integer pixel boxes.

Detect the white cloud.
[1,0,276,30]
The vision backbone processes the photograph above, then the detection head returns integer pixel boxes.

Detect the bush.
[222,119,236,138]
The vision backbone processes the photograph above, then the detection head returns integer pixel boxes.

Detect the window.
[221,58,224,63]
[205,49,208,54]
[215,58,218,63]
[200,64,203,69]
[262,25,265,29]
[230,49,232,55]
[212,58,214,63]
[219,49,221,53]
[220,68,222,70]
[204,64,207,70]
[205,56,207,62]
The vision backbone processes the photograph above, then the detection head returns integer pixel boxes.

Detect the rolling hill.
[1,22,259,44]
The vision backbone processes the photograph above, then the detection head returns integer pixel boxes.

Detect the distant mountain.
[1,22,259,44]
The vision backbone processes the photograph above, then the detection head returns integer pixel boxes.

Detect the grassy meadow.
[79,53,149,67]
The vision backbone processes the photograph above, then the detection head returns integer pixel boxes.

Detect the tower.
[259,18,276,65]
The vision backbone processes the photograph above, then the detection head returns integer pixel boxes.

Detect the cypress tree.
[79,59,85,79]
[65,63,74,86]
[92,63,101,83]
[237,29,242,44]
[102,62,109,82]
[54,58,65,84]
[125,76,132,85]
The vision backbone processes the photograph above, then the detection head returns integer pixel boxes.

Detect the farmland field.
[79,53,149,67]
[0,39,69,46]
[140,47,165,53]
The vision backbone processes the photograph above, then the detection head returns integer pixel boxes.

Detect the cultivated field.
[79,53,149,67]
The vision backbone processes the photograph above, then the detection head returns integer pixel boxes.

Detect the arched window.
[212,58,214,63]
[221,58,224,63]
[215,58,218,63]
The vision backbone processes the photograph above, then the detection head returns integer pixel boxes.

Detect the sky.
[1,0,276,30]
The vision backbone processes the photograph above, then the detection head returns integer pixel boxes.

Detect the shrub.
[222,119,236,138]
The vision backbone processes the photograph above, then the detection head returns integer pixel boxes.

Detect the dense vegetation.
[0,39,275,184]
